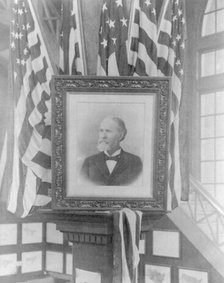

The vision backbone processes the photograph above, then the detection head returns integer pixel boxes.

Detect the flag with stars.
[97,0,129,76]
[128,0,157,76]
[5,0,54,217]
[59,0,86,75]
[157,0,186,209]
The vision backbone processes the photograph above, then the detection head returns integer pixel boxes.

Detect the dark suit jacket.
[80,150,142,186]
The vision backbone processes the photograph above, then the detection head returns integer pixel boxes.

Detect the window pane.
[201,162,215,183]
[216,91,224,114]
[216,161,224,182]
[216,49,224,74]
[216,138,224,159]
[201,139,214,160]
[201,93,215,115]
[202,13,216,36]
[217,0,224,9]
[216,115,224,136]
[205,0,215,12]
[201,51,215,76]
[201,116,215,138]
[217,10,224,32]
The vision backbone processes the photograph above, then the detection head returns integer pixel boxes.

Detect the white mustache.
[97,140,110,152]
[98,140,108,144]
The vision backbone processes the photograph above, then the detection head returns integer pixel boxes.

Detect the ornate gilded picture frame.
[51,76,171,212]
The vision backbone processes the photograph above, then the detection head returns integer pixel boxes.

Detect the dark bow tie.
[104,154,121,162]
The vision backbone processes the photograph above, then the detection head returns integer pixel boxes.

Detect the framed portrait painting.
[51,76,171,212]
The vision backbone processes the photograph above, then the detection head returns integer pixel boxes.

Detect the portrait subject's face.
[97,118,123,154]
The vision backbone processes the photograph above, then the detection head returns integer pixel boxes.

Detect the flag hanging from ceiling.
[127,0,157,76]
[97,0,129,76]
[157,0,186,209]
[5,0,54,217]
[59,0,86,75]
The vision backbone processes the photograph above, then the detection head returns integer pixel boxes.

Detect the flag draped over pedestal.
[113,208,142,283]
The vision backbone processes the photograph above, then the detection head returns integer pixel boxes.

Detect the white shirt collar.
[104,148,121,157]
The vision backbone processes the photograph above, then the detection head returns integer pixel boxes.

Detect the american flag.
[97,0,129,76]
[5,0,54,217]
[113,209,142,283]
[128,0,157,76]
[59,0,86,75]
[157,0,186,209]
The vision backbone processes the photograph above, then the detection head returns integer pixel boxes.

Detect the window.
[202,0,224,36]
[200,49,224,77]
[196,0,224,205]
[200,91,224,198]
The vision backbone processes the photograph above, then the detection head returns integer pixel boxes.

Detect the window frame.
[190,0,224,194]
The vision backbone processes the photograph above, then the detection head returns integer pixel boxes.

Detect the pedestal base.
[40,210,164,283]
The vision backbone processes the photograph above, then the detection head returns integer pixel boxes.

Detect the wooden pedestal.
[56,212,113,283]
[41,210,163,283]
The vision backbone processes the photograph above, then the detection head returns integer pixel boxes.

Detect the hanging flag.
[113,208,142,283]
[157,0,186,209]
[128,0,157,76]
[97,0,129,76]
[4,0,54,217]
[59,0,86,75]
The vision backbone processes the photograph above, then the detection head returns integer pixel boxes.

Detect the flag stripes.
[59,0,85,75]
[7,0,53,217]
[0,0,86,217]
[112,208,142,283]
[157,0,186,209]
[128,0,157,76]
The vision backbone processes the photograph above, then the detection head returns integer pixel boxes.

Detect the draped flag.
[3,0,54,217]
[128,0,157,76]
[113,208,142,283]
[59,0,85,75]
[97,0,129,76]
[157,0,186,209]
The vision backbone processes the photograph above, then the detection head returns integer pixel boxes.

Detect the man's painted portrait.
[80,116,143,186]
[66,92,155,199]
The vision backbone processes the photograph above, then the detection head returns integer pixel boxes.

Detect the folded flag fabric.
[112,208,142,283]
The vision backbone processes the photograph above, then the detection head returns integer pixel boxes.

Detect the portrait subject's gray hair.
[110,116,127,141]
